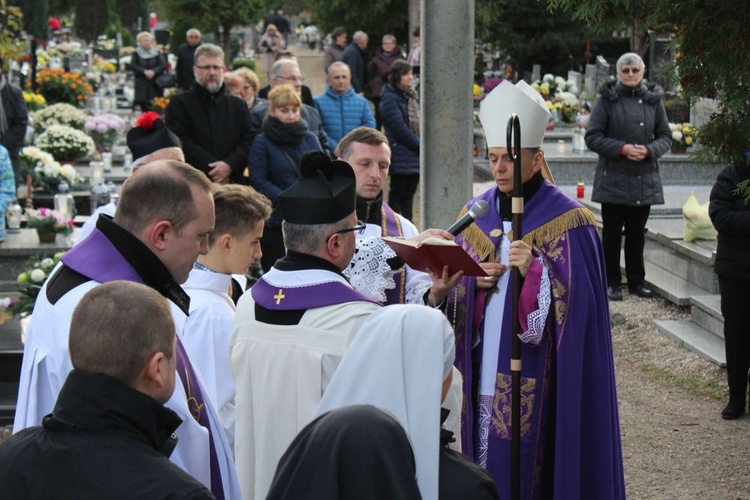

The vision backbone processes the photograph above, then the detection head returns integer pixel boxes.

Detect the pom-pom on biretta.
[134,111,160,131]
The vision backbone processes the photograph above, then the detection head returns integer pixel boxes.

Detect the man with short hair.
[231,151,381,499]
[14,160,241,499]
[314,62,375,154]
[0,282,213,498]
[251,59,331,157]
[342,31,368,95]
[338,126,459,306]
[256,51,315,106]
[181,184,272,447]
[167,43,254,184]
[176,28,202,91]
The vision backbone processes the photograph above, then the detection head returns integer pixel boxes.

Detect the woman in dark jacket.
[709,155,750,419]
[585,52,672,301]
[367,34,404,129]
[248,84,322,271]
[128,31,166,112]
[379,60,419,220]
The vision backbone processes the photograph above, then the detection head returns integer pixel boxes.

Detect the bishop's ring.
[483,276,493,283]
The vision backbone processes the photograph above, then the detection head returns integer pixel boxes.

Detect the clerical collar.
[275,250,347,279]
[498,171,544,221]
[356,191,384,225]
[95,215,191,314]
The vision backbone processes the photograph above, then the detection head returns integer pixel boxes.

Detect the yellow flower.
[473,84,481,97]
[685,136,693,145]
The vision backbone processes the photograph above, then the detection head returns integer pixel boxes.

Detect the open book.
[383,237,488,276]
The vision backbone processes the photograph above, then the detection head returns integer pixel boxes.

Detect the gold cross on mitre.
[273,289,285,305]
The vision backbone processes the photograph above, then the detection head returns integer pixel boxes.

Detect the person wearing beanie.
[75,112,184,243]
[231,151,382,500]
[446,80,625,499]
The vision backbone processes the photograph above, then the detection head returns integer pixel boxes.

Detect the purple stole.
[380,202,407,305]
[448,182,624,499]
[252,272,378,310]
[62,228,226,499]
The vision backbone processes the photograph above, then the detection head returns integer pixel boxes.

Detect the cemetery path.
[612,296,750,499]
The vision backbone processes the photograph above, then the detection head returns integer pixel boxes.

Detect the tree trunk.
[630,20,649,57]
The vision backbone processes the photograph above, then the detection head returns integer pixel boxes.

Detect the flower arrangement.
[20,146,82,193]
[669,123,696,149]
[93,58,117,74]
[23,90,46,111]
[35,125,95,162]
[32,68,94,107]
[84,113,127,150]
[151,96,171,114]
[30,103,88,134]
[12,252,65,317]
[532,74,582,124]
[26,207,75,236]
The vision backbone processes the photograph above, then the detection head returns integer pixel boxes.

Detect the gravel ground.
[611,291,750,499]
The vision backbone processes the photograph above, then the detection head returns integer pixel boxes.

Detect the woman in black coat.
[585,52,672,301]
[709,155,750,419]
[379,60,420,220]
[128,31,166,112]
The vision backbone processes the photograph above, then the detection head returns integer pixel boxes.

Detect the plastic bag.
[683,192,717,242]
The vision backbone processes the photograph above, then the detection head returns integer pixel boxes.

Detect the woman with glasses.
[248,84,322,271]
[585,52,672,301]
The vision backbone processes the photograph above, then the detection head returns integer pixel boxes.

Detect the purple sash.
[62,227,224,499]
[175,340,224,500]
[252,275,377,310]
[381,202,406,305]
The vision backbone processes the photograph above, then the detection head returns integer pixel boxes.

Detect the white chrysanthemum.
[543,73,554,83]
[41,258,55,268]
[30,269,46,282]
[672,131,683,141]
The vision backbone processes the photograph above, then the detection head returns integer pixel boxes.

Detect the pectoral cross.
[274,289,285,305]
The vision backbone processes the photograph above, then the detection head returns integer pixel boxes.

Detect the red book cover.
[383,237,488,276]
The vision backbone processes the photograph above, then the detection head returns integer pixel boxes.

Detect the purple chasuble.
[380,202,407,305]
[252,274,378,309]
[447,182,625,499]
[62,227,225,499]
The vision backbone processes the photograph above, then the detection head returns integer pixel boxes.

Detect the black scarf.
[262,115,309,147]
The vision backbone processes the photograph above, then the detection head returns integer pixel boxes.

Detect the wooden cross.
[274,289,285,305]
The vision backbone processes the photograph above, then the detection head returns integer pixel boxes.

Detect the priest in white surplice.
[230,151,382,500]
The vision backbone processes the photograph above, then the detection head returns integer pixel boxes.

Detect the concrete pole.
[420,0,475,230]
[408,0,419,44]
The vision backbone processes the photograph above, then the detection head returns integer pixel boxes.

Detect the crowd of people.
[1,24,741,500]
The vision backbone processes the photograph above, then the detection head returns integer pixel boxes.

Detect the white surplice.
[231,267,381,500]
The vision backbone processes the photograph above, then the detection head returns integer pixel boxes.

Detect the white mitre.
[479,80,551,148]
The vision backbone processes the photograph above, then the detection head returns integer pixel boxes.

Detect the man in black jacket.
[342,31,369,95]
[175,28,202,91]
[0,281,214,499]
[166,43,254,184]
[0,66,29,187]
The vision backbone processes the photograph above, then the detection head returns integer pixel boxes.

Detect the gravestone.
[691,98,718,128]
[584,64,596,93]
[595,56,612,92]
[532,64,541,83]
[567,70,582,91]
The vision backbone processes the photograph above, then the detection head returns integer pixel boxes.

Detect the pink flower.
[95,123,108,134]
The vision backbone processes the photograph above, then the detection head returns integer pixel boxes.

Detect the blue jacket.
[379,84,420,175]
[314,86,375,152]
[248,132,322,227]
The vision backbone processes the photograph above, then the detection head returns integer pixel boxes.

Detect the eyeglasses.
[195,65,223,72]
[620,68,641,74]
[328,220,366,240]
[277,75,304,83]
